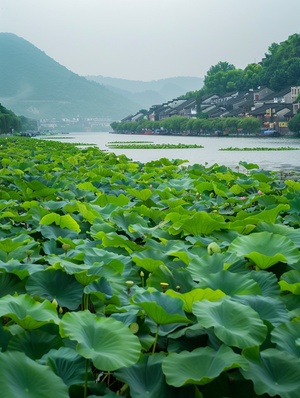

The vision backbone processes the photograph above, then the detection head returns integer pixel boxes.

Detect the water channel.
[42,132,300,172]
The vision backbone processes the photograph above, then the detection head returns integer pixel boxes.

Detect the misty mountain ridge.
[86,75,203,109]
[0,33,139,120]
[0,33,203,120]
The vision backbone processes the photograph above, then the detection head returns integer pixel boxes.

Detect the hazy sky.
[1,0,299,81]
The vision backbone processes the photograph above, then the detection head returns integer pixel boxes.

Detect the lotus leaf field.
[0,136,300,398]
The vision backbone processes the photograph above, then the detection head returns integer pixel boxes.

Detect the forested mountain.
[86,75,204,109]
[0,103,37,134]
[0,33,138,120]
[189,33,300,99]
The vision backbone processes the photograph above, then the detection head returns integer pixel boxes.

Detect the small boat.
[256,129,281,137]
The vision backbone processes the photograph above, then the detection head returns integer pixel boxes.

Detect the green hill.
[86,75,204,109]
[0,33,138,120]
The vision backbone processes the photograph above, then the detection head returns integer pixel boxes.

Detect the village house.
[122,85,300,134]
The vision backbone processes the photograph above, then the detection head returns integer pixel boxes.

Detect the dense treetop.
[184,33,300,99]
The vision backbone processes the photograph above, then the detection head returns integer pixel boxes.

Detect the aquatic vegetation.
[106,142,204,149]
[219,146,300,151]
[0,136,300,398]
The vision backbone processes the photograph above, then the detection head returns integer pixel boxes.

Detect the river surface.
[42,132,300,172]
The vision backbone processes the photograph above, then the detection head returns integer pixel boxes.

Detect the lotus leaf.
[0,294,59,329]
[8,328,63,360]
[279,270,300,294]
[193,297,267,348]
[26,269,84,309]
[40,212,81,233]
[114,353,170,398]
[59,310,141,370]
[197,270,261,296]
[233,295,289,326]
[166,288,226,313]
[271,321,300,357]
[162,345,247,387]
[241,348,300,398]
[40,347,87,387]
[133,290,192,326]
[0,350,69,398]
[228,231,300,269]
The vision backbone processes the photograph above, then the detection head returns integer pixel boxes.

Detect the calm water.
[43,132,300,172]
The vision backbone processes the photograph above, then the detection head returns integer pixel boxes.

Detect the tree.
[288,112,300,134]
[0,103,21,134]
[205,61,236,77]
[238,117,261,134]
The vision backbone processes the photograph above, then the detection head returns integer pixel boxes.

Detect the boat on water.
[256,129,281,137]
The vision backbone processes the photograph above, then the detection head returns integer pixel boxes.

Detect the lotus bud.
[62,244,71,254]
[52,298,58,308]
[129,322,139,334]
[176,285,181,291]
[59,307,64,314]
[140,271,144,278]
[207,242,221,255]
[160,282,169,293]
[126,280,134,294]
[26,250,33,262]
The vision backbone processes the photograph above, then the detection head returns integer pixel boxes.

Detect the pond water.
[42,132,300,172]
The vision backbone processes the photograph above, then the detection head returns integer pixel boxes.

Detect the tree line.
[111,115,261,135]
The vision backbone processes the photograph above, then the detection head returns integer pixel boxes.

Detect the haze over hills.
[86,75,204,109]
[0,33,203,121]
[0,33,139,120]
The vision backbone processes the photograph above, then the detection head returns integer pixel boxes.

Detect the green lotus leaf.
[40,224,79,240]
[228,231,300,269]
[0,235,38,262]
[40,213,81,233]
[132,290,192,326]
[0,272,26,297]
[0,322,12,352]
[197,270,261,296]
[249,270,280,297]
[89,220,116,238]
[0,259,44,278]
[167,211,225,236]
[101,234,142,254]
[233,295,289,326]
[228,204,290,231]
[59,311,141,371]
[127,188,153,201]
[187,252,225,281]
[114,353,170,398]
[26,269,84,310]
[41,347,86,387]
[279,270,300,294]
[162,345,247,387]
[0,294,59,329]
[75,201,102,223]
[241,348,300,398]
[0,350,69,398]
[84,277,119,305]
[239,161,259,170]
[147,265,196,293]
[110,212,149,240]
[166,288,226,313]
[193,297,267,349]
[132,255,164,273]
[271,321,300,357]
[8,329,63,360]
[74,270,101,286]
[256,222,300,246]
